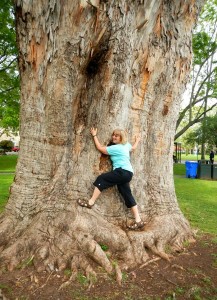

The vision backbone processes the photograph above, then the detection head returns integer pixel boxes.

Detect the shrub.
[0,140,14,151]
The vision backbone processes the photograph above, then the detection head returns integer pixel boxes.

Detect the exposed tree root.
[0,215,14,250]
[0,207,193,287]
[139,257,161,269]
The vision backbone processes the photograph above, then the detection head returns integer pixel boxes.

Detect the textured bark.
[0,0,204,284]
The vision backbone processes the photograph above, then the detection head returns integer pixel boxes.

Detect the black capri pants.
[93,167,137,208]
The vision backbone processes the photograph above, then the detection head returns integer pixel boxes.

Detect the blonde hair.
[111,129,128,144]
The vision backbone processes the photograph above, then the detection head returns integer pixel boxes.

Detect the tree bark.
[0,0,204,284]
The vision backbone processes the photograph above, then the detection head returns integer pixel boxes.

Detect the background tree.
[0,0,204,284]
[204,114,217,147]
[0,0,20,136]
[175,0,217,141]
[183,113,217,151]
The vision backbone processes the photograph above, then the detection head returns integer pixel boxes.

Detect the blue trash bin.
[185,161,198,178]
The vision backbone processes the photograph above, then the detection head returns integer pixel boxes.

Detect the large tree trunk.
[0,0,204,285]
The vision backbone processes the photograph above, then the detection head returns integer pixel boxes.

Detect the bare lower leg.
[89,187,101,206]
[130,205,141,223]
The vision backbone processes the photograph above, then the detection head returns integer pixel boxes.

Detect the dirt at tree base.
[0,234,216,300]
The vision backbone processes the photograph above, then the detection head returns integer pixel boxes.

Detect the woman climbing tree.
[78,128,144,230]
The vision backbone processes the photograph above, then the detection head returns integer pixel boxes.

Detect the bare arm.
[90,127,108,155]
[131,134,141,151]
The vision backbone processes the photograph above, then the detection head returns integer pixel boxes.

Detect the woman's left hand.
[90,127,97,137]
[131,134,141,151]
[135,134,141,143]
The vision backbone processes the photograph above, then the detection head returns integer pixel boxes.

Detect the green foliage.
[192,31,217,65]
[0,139,14,150]
[183,114,217,149]
[203,114,217,147]
[76,272,89,286]
[201,0,217,22]
[100,244,109,251]
[64,269,72,277]
[0,0,17,58]
[194,0,217,67]
[0,0,20,133]
[122,271,128,282]
[202,276,212,285]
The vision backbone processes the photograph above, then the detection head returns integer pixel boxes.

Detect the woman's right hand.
[90,127,97,137]
[90,127,108,155]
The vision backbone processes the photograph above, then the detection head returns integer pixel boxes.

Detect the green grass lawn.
[173,163,185,176]
[0,155,18,172]
[174,177,217,234]
[0,156,216,235]
[0,174,14,212]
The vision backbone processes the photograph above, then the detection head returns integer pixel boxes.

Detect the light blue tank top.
[106,142,133,173]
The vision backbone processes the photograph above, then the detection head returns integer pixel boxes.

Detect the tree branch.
[177,67,217,128]
[0,86,18,94]
[190,46,217,102]
[0,57,17,72]
[175,103,217,140]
